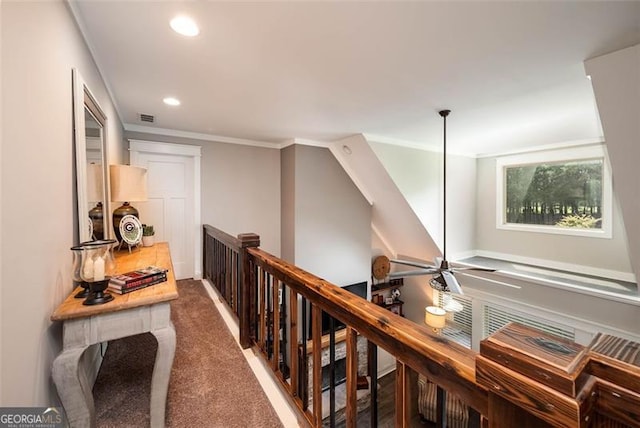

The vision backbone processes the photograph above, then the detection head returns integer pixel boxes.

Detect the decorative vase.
[142,235,155,247]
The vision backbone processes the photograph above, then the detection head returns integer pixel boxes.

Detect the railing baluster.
[289,288,298,397]
[273,279,280,372]
[346,327,358,428]
[468,406,481,428]
[436,386,446,428]
[395,361,405,427]
[301,296,308,410]
[329,315,336,427]
[259,268,266,353]
[312,304,323,426]
[369,341,378,428]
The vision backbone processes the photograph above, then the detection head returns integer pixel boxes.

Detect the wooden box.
[479,322,590,397]
[588,333,640,395]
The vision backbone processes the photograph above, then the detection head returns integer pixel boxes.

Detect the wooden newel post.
[238,233,260,349]
[476,323,593,428]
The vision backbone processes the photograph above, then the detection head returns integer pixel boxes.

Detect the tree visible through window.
[505,159,603,229]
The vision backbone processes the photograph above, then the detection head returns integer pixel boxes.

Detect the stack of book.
[108,266,168,294]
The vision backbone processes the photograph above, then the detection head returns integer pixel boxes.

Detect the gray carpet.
[93,279,284,428]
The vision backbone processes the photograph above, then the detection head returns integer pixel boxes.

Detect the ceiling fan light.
[429,275,448,292]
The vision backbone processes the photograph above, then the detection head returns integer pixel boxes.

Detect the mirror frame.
[73,68,111,243]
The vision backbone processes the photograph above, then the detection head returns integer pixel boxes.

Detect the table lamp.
[425,306,446,333]
[109,165,148,244]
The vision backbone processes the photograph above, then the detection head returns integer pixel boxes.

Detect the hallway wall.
[1,1,124,405]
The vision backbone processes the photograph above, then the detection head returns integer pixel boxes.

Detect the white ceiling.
[72,1,640,156]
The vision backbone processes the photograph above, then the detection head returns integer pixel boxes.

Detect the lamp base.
[89,202,104,240]
[112,202,138,243]
[83,279,114,306]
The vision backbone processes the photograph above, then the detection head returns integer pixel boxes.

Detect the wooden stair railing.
[203,225,640,428]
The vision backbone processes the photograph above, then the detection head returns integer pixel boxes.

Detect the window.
[496,145,612,238]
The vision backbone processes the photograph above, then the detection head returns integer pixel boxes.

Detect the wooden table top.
[51,242,179,321]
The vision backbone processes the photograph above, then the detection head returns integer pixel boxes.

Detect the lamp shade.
[109,165,148,202]
[425,306,446,329]
[87,163,104,203]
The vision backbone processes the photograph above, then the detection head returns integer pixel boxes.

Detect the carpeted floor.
[93,279,284,428]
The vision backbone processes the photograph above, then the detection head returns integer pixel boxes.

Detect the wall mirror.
[73,68,110,243]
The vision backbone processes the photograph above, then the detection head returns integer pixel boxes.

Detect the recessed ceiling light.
[163,97,181,106]
[170,16,199,37]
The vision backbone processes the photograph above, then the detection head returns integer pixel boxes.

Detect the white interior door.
[129,141,201,280]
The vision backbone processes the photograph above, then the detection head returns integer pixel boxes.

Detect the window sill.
[455,255,639,306]
[496,223,612,239]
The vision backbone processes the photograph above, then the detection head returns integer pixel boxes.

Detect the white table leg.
[150,321,176,428]
[52,346,94,428]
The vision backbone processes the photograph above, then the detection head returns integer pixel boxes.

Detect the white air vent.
[436,292,472,348]
[483,303,575,341]
[139,113,154,123]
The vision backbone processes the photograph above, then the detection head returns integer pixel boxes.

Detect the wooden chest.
[476,323,596,427]
[478,322,590,397]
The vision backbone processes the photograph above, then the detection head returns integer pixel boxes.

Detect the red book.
[108,276,168,294]
[110,273,167,290]
[110,266,168,286]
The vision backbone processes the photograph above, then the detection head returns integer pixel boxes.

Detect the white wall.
[475,156,633,275]
[124,131,282,257]
[370,142,477,259]
[1,1,124,405]
[585,45,640,279]
[287,145,371,286]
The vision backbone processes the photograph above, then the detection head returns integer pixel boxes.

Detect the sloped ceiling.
[71,1,640,155]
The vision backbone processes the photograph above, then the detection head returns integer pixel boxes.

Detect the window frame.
[495,144,612,239]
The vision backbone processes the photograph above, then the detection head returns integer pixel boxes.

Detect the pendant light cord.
[439,110,451,262]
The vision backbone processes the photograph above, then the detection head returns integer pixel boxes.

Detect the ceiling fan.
[381,110,495,295]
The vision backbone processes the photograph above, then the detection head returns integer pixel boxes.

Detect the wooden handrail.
[203,224,640,427]
[247,246,488,415]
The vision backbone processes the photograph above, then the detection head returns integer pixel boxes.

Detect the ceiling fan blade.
[389,258,437,270]
[388,268,439,278]
[456,271,522,289]
[441,270,464,295]
[452,267,496,272]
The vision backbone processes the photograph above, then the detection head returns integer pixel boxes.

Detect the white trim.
[476,138,604,159]
[364,133,473,158]
[129,140,202,280]
[290,138,330,149]
[124,124,279,149]
[474,249,637,284]
[66,1,125,126]
[495,144,613,239]
[129,139,201,157]
[193,152,202,279]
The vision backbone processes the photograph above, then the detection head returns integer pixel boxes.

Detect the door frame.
[129,139,202,279]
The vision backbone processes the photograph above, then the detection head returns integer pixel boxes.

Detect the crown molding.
[477,137,605,159]
[364,133,474,157]
[66,0,125,127]
[123,124,280,149]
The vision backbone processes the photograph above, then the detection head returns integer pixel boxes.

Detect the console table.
[51,242,179,428]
